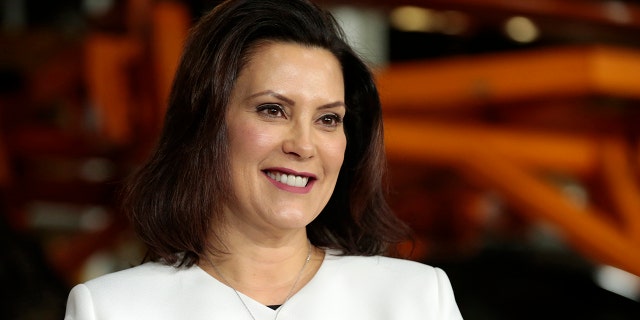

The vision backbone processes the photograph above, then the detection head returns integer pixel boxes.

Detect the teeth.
[267,171,309,187]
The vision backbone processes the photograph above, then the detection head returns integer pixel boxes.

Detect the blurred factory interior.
[1,0,640,319]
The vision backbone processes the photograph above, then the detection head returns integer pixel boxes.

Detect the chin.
[271,210,316,228]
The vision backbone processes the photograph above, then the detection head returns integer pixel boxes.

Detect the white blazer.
[65,252,463,319]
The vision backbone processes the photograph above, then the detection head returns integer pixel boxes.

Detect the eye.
[317,113,343,128]
[256,104,287,119]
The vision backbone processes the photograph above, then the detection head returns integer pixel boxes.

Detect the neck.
[202,236,318,306]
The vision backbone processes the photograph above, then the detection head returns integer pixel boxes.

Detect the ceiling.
[319,0,640,62]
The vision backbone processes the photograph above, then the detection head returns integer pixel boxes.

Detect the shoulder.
[324,252,446,280]
[321,252,456,296]
[317,253,463,319]
[83,261,181,290]
[65,262,205,319]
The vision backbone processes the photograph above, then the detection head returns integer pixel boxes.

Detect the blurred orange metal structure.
[50,1,192,282]
[84,0,190,148]
[0,0,192,284]
[378,45,640,276]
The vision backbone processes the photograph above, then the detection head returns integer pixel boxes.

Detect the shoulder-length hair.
[122,0,411,267]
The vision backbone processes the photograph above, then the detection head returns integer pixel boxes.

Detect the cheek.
[230,122,278,157]
[324,135,347,170]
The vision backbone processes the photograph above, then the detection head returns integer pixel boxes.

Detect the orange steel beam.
[84,35,142,145]
[459,145,640,276]
[384,118,640,275]
[83,2,190,147]
[151,1,190,120]
[376,45,640,112]
[383,118,599,176]
[601,140,640,245]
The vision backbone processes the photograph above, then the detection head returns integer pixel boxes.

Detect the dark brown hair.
[122,0,411,267]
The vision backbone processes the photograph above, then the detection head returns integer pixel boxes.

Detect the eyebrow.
[248,90,346,110]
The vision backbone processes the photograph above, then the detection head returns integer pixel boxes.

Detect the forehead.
[232,41,344,98]
[241,42,340,76]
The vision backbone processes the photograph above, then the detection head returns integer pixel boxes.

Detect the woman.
[65,0,463,319]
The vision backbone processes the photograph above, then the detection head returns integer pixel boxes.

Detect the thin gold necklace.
[206,242,312,320]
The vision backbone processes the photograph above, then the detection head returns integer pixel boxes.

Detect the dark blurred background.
[1,0,639,319]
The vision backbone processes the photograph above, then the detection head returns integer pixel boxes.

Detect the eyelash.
[256,104,286,118]
[256,104,344,128]
[319,113,343,127]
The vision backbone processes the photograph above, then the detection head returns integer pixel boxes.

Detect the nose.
[282,122,315,159]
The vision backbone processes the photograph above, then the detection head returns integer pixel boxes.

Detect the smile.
[265,170,310,187]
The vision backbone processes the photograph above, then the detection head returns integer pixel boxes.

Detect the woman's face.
[224,42,346,236]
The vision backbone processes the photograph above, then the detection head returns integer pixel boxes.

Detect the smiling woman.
[63,0,463,319]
